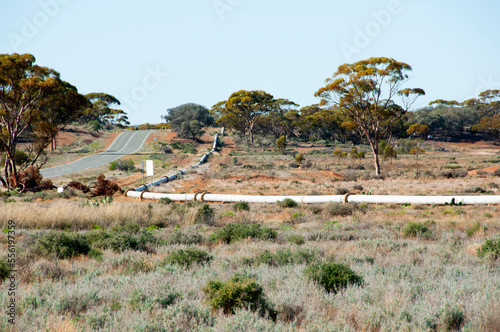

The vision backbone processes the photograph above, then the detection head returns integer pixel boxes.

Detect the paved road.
[40,130,154,178]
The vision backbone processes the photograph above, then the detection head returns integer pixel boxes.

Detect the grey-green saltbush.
[209,223,277,244]
[304,262,363,294]
[33,232,91,259]
[477,236,500,260]
[203,273,276,320]
[165,247,212,267]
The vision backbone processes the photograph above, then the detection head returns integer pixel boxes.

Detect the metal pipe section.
[135,128,224,192]
[126,190,500,205]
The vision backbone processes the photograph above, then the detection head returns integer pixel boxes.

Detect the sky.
[1,0,500,125]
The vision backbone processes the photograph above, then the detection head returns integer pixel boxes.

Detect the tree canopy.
[162,103,214,141]
[213,90,276,144]
[315,57,425,175]
[0,53,89,188]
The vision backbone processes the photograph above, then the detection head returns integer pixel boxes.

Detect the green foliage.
[233,201,250,211]
[276,136,286,154]
[158,197,173,205]
[402,222,432,239]
[170,142,197,154]
[109,159,136,171]
[163,103,214,141]
[165,231,203,245]
[287,234,305,245]
[277,198,298,208]
[465,222,482,238]
[209,223,277,244]
[443,306,466,331]
[445,198,464,206]
[33,232,91,259]
[294,153,305,164]
[165,247,212,267]
[477,236,500,260]
[203,274,276,319]
[87,120,102,132]
[86,223,160,252]
[14,150,30,165]
[195,204,215,224]
[304,262,363,294]
[0,258,11,281]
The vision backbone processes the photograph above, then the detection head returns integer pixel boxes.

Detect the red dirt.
[468,165,500,175]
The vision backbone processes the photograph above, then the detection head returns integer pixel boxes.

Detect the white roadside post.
[145,160,154,187]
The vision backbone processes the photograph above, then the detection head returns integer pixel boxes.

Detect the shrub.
[439,169,467,178]
[33,232,91,259]
[276,136,286,154]
[209,223,277,244]
[109,159,136,171]
[494,168,500,177]
[157,197,173,205]
[465,222,482,238]
[165,231,203,245]
[195,204,215,224]
[477,236,500,260]
[277,198,298,208]
[326,203,353,217]
[304,262,363,294]
[0,258,11,281]
[165,247,212,267]
[443,306,466,331]
[294,153,305,164]
[86,224,160,252]
[203,274,276,319]
[287,234,305,245]
[402,222,432,239]
[233,201,250,211]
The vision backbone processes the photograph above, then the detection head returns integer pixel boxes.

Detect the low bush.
[477,236,500,260]
[86,223,160,252]
[157,197,173,205]
[439,169,467,178]
[465,222,482,238]
[326,203,354,217]
[0,258,11,281]
[165,231,203,245]
[33,232,91,259]
[165,247,212,267]
[304,262,363,294]
[109,159,136,172]
[209,223,277,244]
[402,222,432,239]
[287,234,305,245]
[203,274,276,319]
[277,198,298,208]
[195,204,215,225]
[233,201,250,211]
[494,168,500,177]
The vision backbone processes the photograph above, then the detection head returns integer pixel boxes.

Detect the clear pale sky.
[1,0,499,125]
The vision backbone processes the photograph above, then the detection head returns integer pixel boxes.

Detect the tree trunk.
[373,151,381,175]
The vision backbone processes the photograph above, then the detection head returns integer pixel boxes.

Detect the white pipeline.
[125,191,500,205]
